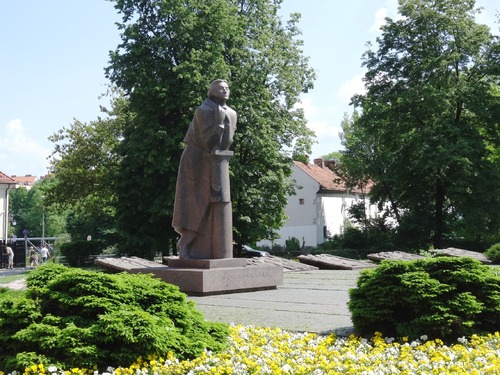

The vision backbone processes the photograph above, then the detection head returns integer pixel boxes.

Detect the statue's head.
[208,79,230,103]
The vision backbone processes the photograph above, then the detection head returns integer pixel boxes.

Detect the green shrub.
[485,243,500,263]
[0,264,228,372]
[341,227,367,249]
[349,257,500,341]
[316,237,343,251]
[59,240,102,267]
[285,237,302,252]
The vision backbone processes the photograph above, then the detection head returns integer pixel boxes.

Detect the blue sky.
[1,0,498,178]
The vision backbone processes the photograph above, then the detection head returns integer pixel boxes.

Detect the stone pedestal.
[95,256,283,296]
[168,258,246,269]
[165,257,283,295]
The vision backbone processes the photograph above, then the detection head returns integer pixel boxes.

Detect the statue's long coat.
[172,98,237,234]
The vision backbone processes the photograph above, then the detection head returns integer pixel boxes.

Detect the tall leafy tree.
[47,91,129,245]
[9,180,67,241]
[105,0,315,257]
[343,0,500,249]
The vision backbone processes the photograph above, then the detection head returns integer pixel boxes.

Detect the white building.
[0,171,17,245]
[258,159,378,248]
[10,174,39,190]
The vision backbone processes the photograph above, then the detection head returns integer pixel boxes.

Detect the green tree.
[47,91,129,246]
[321,151,342,162]
[105,0,315,257]
[342,0,500,249]
[9,180,67,241]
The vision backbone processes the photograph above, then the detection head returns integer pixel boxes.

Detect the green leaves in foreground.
[0,264,228,372]
[349,257,500,341]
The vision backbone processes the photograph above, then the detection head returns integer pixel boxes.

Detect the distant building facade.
[257,159,379,249]
[10,174,39,190]
[0,171,17,245]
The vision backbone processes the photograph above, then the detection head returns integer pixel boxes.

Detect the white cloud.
[307,119,340,138]
[337,74,366,103]
[370,7,389,32]
[0,119,51,177]
[296,95,319,118]
[370,0,400,32]
[296,95,340,138]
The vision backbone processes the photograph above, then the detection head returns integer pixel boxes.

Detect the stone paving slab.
[98,255,317,273]
[189,270,361,335]
[297,254,377,270]
[431,247,492,264]
[246,255,319,272]
[96,256,167,271]
[367,251,425,262]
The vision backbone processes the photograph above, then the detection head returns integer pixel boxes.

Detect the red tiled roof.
[293,161,370,194]
[0,171,17,185]
[10,175,37,186]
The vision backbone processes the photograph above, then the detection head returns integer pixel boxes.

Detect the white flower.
[458,336,468,344]
[282,363,293,373]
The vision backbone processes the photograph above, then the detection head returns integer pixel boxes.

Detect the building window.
[299,198,304,205]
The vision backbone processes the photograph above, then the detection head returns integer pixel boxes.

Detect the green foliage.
[0,264,228,372]
[321,151,342,162]
[46,91,129,247]
[349,257,500,341]
[342,0,500,249]
[106,0,315,256]
[59,240,103,267]
[315,238,343,252]
[285,237,302,251]
[485,243,500,263]
[320,224,395,252]
[9,179,68,240]
[341,227,368,250]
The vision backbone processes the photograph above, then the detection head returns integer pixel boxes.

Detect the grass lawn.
[0,272,30,284]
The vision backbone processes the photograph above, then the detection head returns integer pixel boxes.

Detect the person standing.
[6,246,14,269]
[29,246,38,268]
[40,244,50,263]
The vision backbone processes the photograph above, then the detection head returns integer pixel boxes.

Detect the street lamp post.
[42,205,45,248]
[23,229,28,257]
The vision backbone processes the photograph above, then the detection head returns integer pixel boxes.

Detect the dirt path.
[1,278,26,290]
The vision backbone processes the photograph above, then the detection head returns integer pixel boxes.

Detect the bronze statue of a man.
[172,80,237,259]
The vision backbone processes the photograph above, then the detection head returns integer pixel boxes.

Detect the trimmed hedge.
[0,264,228,372]
[349,257,500,341]
[485,243,500,263]
[59,240,102,267]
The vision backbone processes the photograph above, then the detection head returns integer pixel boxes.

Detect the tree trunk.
[433,179,446,249]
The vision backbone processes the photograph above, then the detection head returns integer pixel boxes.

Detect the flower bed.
[19,325,500,375]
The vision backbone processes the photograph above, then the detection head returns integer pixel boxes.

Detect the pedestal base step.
[96,256,283,296]
[154,264,283,295]
[167,257,246,269]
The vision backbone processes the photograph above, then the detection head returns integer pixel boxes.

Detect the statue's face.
[211,81,230,101]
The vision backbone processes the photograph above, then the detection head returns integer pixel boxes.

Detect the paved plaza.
[188,269,361,335]
[1,267,362,336]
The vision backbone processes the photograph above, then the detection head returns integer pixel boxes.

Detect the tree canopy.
[9,179,67,241]
[342,0,500,249]
[105,0,316,256]
[46,92,130,244]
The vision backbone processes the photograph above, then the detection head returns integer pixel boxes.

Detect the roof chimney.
[313,158,325,168]
[324,160,336,171]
